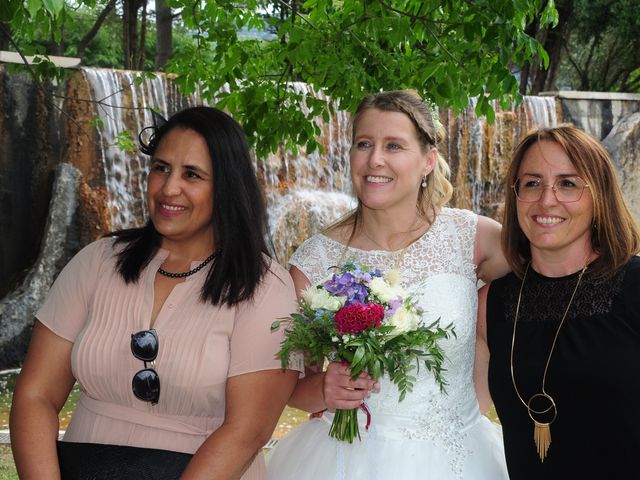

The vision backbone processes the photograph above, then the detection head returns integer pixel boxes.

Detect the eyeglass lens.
[514,176,588,202]
[131,329,160,404]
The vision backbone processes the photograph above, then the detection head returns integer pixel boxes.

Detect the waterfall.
[79,72,564,259]
[259,83,354,261]
[83,72,355,261]
[82,67,198,230]
[441,95,559,217]
[79,70,564,259]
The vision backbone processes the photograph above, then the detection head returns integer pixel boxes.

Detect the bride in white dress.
[267,90,510,479]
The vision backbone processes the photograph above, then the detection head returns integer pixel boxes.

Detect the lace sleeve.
[441,208,479,281]
[288,234,342,285]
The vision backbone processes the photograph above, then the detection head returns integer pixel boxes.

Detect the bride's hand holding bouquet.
[272,261,454,443]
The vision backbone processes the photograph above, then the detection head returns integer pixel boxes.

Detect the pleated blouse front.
[37,238,300,479]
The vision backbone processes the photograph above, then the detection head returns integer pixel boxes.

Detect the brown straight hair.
[502,124,640,277]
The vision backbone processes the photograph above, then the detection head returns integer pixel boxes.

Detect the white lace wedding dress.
[266,208,508,480]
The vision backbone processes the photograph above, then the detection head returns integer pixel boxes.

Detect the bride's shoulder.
[294,223,354,252]
[289,231,340,264]
[436,207,478,231]
[288,231,346,285]
[294,232,330,253]
[439,206,476,221]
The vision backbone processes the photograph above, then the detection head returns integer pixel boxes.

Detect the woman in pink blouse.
[10,106,302,479]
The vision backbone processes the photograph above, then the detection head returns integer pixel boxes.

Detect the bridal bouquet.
[272,261,454,443]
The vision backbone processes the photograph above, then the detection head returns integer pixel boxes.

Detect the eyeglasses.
[512,175,590,203]
[131,329,160,404]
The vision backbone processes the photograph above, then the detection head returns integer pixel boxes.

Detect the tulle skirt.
[266,413,508,480]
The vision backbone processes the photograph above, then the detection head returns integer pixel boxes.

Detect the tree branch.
[376,0,471,71]
[377,0,448,26]
[274,0,316,29]
[0,22,40,83]
[137,0,147,69]
[50,90,151,112]
[562,42,585,85]
[77,0,117,59]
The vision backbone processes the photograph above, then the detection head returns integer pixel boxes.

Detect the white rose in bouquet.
[301,286,345,312]
[388,305,420,335]
[369,276,405,303]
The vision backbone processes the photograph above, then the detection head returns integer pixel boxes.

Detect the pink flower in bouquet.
[334,303,384,334]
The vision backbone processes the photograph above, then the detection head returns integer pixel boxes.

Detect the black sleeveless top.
[487,256,640,480]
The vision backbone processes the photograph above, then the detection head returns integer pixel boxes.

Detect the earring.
[421,176,427,188]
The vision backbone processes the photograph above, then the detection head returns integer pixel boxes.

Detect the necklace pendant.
[533,420,552,462]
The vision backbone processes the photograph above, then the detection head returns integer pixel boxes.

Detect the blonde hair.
[502,124,640,277]
[332,90,452,235]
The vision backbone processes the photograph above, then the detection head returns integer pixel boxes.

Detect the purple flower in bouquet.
[323,272,369,305]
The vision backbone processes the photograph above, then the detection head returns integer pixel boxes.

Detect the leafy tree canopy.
[560,0,640,91]
[1,0,557,157]
[517,0,640,94]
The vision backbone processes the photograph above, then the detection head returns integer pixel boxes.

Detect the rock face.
[547,91,640,141]
[269,190,356,263]
[0,164,80,367]
[0,66,639,369]
[603,113,640,224]
[0,68,63,299]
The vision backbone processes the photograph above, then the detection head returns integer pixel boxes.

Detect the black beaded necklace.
[158,253,216,278]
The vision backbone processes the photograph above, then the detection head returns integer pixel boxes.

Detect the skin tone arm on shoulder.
[474,285,492,413]
[181,368,298,480]
[10,321,76,480]
[474,215,510,283]
[286,266,376,413]
[473,215,510,414]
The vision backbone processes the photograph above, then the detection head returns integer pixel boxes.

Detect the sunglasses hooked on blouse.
[131,329,160,404]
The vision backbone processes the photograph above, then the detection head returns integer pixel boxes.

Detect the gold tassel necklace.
[510,260,588,462]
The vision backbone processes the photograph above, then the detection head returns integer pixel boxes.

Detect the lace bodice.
[290,207,478,287]
[289,207,483,477]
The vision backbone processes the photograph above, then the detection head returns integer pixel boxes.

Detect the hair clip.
[138,110,168,155]
[423,97,442,132]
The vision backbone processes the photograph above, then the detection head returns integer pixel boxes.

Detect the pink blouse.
[37,238,302,479]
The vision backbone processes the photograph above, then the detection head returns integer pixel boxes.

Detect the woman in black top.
[479,125,640,479]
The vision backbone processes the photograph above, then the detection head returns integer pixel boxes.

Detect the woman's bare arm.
[10,321,76,480]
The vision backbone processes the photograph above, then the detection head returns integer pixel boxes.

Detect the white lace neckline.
[317,212,443,256]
